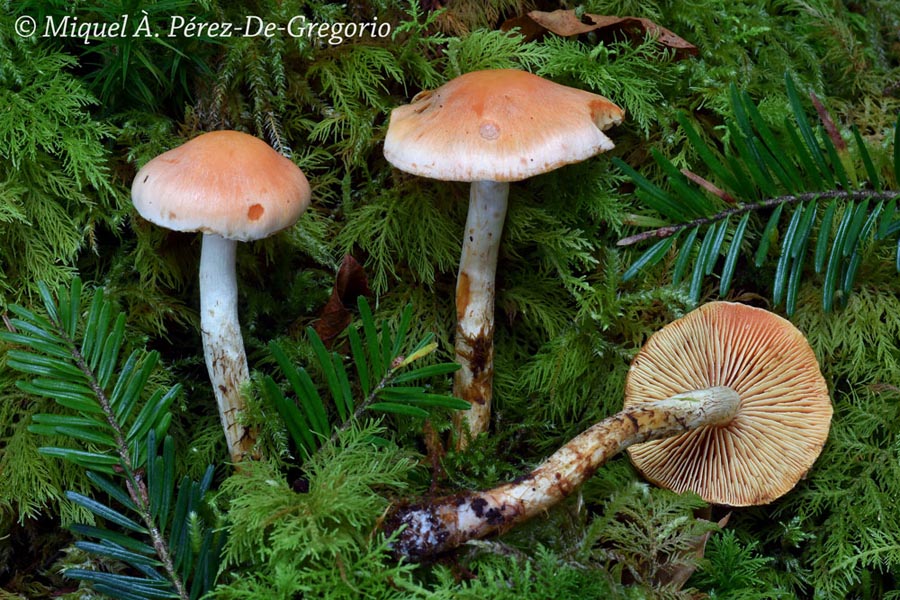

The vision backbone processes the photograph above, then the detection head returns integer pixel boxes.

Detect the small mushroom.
[386,302,832,559]
[132,130,311,463]
[384,69,624,448]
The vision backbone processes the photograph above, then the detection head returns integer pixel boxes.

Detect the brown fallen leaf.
[422,419,447,494]
[312,255,371,348]
[682,168,737,204]
[809,91,847,152]
[659,512,731,591]
[502,10,697,59]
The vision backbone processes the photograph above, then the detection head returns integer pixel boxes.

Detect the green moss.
[2,0,900,597]
[211,422,431,598]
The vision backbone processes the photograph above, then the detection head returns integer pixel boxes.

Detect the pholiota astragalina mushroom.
[131,130,312,463]
[385,301,833,559]
[383,69,624,449]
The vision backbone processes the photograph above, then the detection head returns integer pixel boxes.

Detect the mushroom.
[131,130,312,463]
[624,301,833,506]
[385,302,832,559]
[384,69,624,447]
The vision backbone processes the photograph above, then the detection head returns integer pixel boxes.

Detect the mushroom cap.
[624,302,832,507]
[383,69,624,182]
[132,131,311,242]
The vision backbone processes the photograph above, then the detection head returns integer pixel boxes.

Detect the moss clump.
[2,0,900,598]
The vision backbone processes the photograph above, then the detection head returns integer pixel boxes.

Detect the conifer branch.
[2,279,223,598]
[265,299,465,460]
[616,76,900,314]
[328,366,396,447]
[53,319,189,600]
[619,190,900,246]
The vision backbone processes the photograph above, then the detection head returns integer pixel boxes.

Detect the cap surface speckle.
[384,69,624,182]
[132,131,311,241]
[625,302,832,507]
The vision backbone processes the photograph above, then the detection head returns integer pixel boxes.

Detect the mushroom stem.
[199,233,255,463]
[452,180,509,449]
[387,386,741,559]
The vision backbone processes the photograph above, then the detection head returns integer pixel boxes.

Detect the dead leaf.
[423,419,447,494]
[312,255,371,348]
[810,91,847,152]
[502,10,697,59]
[659,512,731,590]
[681,168,737,204]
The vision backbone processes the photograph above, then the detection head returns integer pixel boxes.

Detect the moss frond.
[213,421,428,597]
[336,185,461,294]
[536,36,675,134]
[0,37,119,305]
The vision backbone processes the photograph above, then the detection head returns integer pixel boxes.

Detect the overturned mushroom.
[386,302,832,559]
[625,301,832,506]
[384,69,624,448]
[132,130,311,463]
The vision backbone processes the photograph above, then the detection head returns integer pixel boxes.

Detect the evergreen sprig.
[617,73,900,314]
[63,433,224,600]
[262,296,465,459]
[0,278,222,600]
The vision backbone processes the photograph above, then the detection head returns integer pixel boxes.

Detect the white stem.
[452,180,509,448]
[389,386,741,558]
[199,233,254,462]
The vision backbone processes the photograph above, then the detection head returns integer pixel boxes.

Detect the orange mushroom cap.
[625,301,832,506]
[132,130,311,242]
[383,69,624,182]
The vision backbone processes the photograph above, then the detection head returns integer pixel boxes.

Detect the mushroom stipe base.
[387,386,740,559]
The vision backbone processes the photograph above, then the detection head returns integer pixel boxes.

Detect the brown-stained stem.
[386,387,740,560]
[617,190,900,247]
[199,233,256,463]
[452,180,509,449]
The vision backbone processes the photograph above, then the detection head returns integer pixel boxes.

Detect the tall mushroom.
[386,302,832,558]
[131,130,312,463]
[384,69,624,447]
